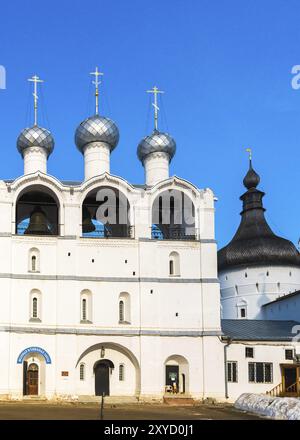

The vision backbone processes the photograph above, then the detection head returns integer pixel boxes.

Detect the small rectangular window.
[227,361,238,383]
[245,347,254,358]
[285,349,294,360]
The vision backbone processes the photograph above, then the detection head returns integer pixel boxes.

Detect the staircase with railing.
[267,382,283,397]
[267,380,300,397]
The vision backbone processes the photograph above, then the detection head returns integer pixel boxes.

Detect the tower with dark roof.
[218,158,300,320]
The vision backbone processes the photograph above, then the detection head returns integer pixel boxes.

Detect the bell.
[82,207,96,233]
[25,206,52,235]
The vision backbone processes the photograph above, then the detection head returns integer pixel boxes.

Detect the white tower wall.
[144,152,169,186]
[23,147,48,174]
[220,265,300,319]
[83,142,110,180]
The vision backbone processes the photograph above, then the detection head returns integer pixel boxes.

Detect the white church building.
[0,73,226,401]
[2,70,300,404]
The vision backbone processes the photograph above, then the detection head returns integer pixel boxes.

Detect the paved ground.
[0,402,261,420]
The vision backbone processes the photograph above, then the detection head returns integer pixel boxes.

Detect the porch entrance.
[282,365,300,396]
[166,365,179,393]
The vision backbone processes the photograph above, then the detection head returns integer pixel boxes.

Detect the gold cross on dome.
[147,85,164,131]
[246,148,252,162]
[28,75,44,126]
[90,67,104,115]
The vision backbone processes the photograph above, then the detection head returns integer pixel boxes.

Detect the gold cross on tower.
[28,75,44,126]
[246,148,252,162]
[90,67,104,115]
[147,85,164,131]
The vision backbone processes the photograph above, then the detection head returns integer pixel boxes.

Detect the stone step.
[163,396,195,406]
[78,395,139,404]
[22,396,48,402]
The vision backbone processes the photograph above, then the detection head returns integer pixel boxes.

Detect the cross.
[90,67,104,115]
[28,75,44,126]
[246,148,252,162]
[147,86,164,131]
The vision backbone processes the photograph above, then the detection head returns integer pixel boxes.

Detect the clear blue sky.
[1,0,300,248]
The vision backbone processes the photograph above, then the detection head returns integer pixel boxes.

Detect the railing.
[267,380,300,397]
[16,225,58,236]
[151,227,198,241]
[82,225,134,239]
[266,382,283,397]
[286,382,298,394]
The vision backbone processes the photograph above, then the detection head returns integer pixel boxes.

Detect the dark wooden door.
[95,363,109,396]
[284,367,297,388]
[27,363,39,395]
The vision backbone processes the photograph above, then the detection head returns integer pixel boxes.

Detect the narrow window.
[169,252,180,276]
[285,349,293,360]
[28,248,40,272]
[245,272,247,278]
[80,363,85,381]
[240,308,246,318]
[32,297,38,318]
[227,361,238,383]
[31,256,36,272]
[119,364,125,381]
[248,362,255,382]
[119,300,124,322]
[264,363,273,383]
[256,362,264,383]
[245,347,254,358]
[82,298,87,321]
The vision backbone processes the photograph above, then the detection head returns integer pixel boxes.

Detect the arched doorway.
[76,342,140,397]
[26,363,39,396]
[94,359,114,396]
[164,355,189,394]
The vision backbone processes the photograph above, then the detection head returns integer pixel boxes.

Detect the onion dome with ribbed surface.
[137,129,176,163]
[75,115,119,153]
[17,125,54,157]
[218,160,300,271]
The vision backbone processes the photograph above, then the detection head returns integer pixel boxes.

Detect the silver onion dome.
[75,115,119,153]
[17,125,54,157]
[137,129,176,163]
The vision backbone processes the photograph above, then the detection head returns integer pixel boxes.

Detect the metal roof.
[221,319,300,341]
[262,290,300,307]
[4,179,147,189]
[218,161,300,272]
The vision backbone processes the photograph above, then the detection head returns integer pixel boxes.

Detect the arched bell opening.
[82,186,131,238]
[151,189,196,240]
[16,189,59,236]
